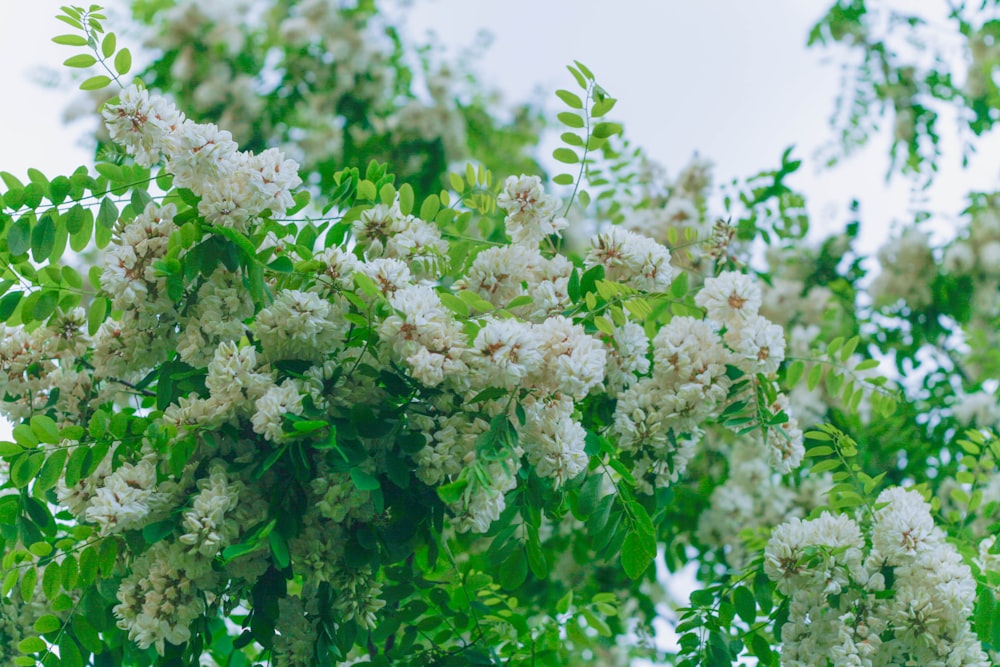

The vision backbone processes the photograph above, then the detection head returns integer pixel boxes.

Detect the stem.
[562,81,595,219]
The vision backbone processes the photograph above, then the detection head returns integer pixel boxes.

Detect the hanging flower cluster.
[765,487,989,666]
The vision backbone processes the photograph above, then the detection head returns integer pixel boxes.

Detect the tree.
[0,2,998,666]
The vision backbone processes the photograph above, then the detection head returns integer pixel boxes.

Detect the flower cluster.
[765,488,988,666]
[613,270,802,492]
[1,72,801,661]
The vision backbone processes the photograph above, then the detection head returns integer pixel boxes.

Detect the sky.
[1,0,997,250]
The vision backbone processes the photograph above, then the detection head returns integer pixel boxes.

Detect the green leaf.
[11,451,45,487]
[0,291,22,322]
[59,635,83,667]
[101,32,116,59]
[552,173,575,186]
[41,561,62,600]
[419,194,440,221]
[437,478,468,505]
[591,97,617,117]
[840,336,859,362]
[80,75,112,91]
[591,122,623,139]
[17,636,46,654]
[438,291,469,318]
[142,520,175,545]
[810,459,841,474]
[8,215,31,255]
[349,467,380,491]
[621,530,655,579]
[72,615,102,654]
[34,449,67,496]
[689,588,715,607]
[398,183,414,216]
[556,89,584,109]
[30,415,60,445]
[806,364,823,391]
[498,549,527,590]
[20,567,36,602]
[733,586,756,625]
[87,298,108,335]
[526,531,548,579]
[114,48,132,76]
[580,608,611,637]
[553,148,579,164]
[854,358,879,371]
[574,61,595,80]
[63,54,96,68]
[52,34,88,46]
[560,132,584,147]
[566,64,587,89]
[786,359,805,387]
[269,530,290,569]
[0,495,18,526]
[32,290,59,322]
[267,256,294,273]
[97,197,117,228]
[78,547,98,589]
[379,182,396,206]
[556,112,585,129]
[357,179,376,200]
[34,614,62,634]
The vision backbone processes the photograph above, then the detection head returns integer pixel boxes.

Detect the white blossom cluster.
[870,227,935,311]
[620,155,713,248]
[613,270,802,492]
[765,488,989,667]
[0,77,804,661]
[697,442,832,569]
[134,0,471,179]
[104,84,302,233]
[0,309,92,425]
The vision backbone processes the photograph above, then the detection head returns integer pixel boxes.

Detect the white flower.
[380,286,468,387]
[530,315,606,399]
[695,271,762,328]
[726,314,786,375]
[312,246,361,294]
[165,119,240,190]
[652,316,730,390]
[359,257,413,297]
[255,289,345,361]
[870,487,938,565]
[472,317,543,390]
[585,226,673,292]
[251,380,304,443]
[103,84,184,166]
[178,466,243,557]
[244,147,302,217]
[85,459,161,535]
[763,392,804,473]
[496,174,564,246]
[603,321,651,396]
[205,341,272,413]
[101,203,179,313]
[114,541,215,655]
[942,242,975,274]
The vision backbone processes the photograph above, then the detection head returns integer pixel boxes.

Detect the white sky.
[2,0,997,249]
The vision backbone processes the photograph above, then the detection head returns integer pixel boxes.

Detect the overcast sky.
[2,0,998,251]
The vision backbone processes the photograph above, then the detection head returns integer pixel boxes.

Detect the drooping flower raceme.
[765,488,989,667]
